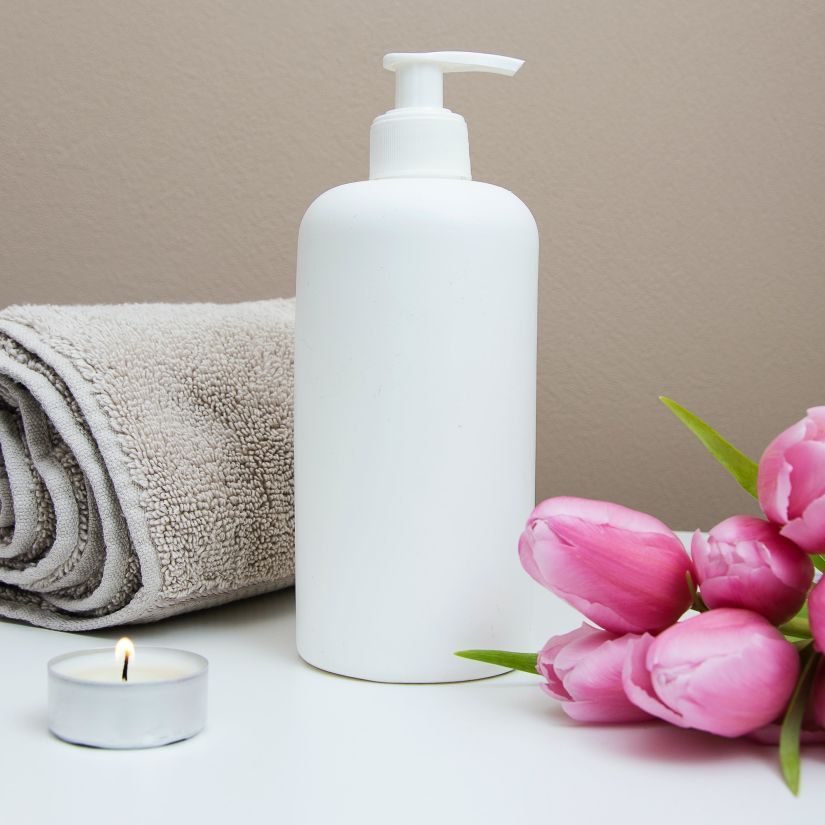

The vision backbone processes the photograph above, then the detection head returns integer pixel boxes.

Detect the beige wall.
[2,1,824,528]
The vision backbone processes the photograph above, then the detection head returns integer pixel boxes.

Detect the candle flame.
[115,637,135,662]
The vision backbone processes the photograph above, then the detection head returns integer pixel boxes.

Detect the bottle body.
[294,178,539,682]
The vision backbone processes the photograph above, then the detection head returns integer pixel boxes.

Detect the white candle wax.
[48,646,208,748]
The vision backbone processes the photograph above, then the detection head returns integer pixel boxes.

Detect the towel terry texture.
[0,300,294,630]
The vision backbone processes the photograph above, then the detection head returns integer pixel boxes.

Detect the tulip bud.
[538,623,650,723]
[758,406,825,553]
[622,608,799,738]
[691,516,813,625]
[519,497,693,634]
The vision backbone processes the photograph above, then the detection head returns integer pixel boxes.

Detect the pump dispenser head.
[369,51,524,181]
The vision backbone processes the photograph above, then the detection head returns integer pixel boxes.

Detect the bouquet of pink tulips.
[459,398,825,795]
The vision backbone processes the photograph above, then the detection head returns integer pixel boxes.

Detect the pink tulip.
[809,576,825,653]
[519,497,693,634]
[622,608,799,738]
[691,516,813,625]
[758,407,825,553]
[537,623,651,723]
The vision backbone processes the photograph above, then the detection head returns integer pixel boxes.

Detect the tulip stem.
[779,643,819,795]
[779,617,813,639]
[685,571,708,613]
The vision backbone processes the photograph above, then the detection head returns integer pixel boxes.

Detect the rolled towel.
[0,300,294,630]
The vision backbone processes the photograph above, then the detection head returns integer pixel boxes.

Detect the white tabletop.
[1,533,821,824]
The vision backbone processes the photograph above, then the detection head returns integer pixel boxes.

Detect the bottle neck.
[369,108,471,181]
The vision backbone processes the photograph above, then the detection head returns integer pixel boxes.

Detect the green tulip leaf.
[779,602,812,641]
[779,616,813,640]
[779,644,819,796]
[455,649,538,674]
[659,397,759,499]
[811,555,825,573]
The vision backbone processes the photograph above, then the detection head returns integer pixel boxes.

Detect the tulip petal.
[781,496,825,554]
[690,530,709,568]
[708,515,777,544]
[645,607,770,667]
[540,681,572,703]
[546,583,644,636]
[621,635,691,728]
[561,699,651,724]
[785,441,825,521]
[551,626,614,682]
[518,529,543,585]
[561,634,636,701]
[528,496,676,539]
[805,407,825,436]
[758,418,809,523]
[654,640,797,738]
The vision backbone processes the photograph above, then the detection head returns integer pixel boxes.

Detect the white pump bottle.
[294,52,539,683]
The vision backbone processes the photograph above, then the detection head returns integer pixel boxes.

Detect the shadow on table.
[594,722,769,765]
[485,680,816,773]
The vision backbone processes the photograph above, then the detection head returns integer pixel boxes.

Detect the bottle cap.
[369,51,524,181]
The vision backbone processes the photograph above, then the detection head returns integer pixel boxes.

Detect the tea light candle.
[48,638,208,749]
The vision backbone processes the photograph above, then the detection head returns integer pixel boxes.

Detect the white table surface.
[1,533,822,824]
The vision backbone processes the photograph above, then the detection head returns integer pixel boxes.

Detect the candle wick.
[121,652,130,682]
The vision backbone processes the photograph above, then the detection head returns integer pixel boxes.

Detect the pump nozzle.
[384,52,524,109]
[369,51,524,181]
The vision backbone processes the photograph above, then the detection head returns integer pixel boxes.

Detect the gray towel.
[0,300,294,630]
